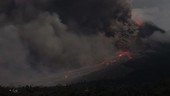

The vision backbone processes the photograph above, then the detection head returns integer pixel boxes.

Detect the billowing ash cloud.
[0,0,134,86]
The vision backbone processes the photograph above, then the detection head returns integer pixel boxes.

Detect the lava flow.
[100,50,133,66]
[112,50,132,59]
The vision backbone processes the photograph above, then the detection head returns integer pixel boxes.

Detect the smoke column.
[0,0,134,86]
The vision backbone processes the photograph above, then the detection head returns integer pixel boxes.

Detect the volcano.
[0,0,169,87]
[73,42,170,84]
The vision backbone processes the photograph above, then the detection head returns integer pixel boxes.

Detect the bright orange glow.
[99,50,132,66]
[112,50,132,59]
[131,15,143,26]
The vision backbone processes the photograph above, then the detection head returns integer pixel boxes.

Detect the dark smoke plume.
[48,0,131,34]
[0,0,137,86]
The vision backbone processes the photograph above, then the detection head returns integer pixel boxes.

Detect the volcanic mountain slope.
[0,43,170,96]
[74,42,170,83]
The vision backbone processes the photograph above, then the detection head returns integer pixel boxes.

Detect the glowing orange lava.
[100,50,132,66]
[112,50,132,59]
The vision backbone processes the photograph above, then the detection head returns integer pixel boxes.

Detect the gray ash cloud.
[0,0,136,86]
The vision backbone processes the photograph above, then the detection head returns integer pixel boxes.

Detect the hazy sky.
[133,0,169,8]
[133,0,170,42]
